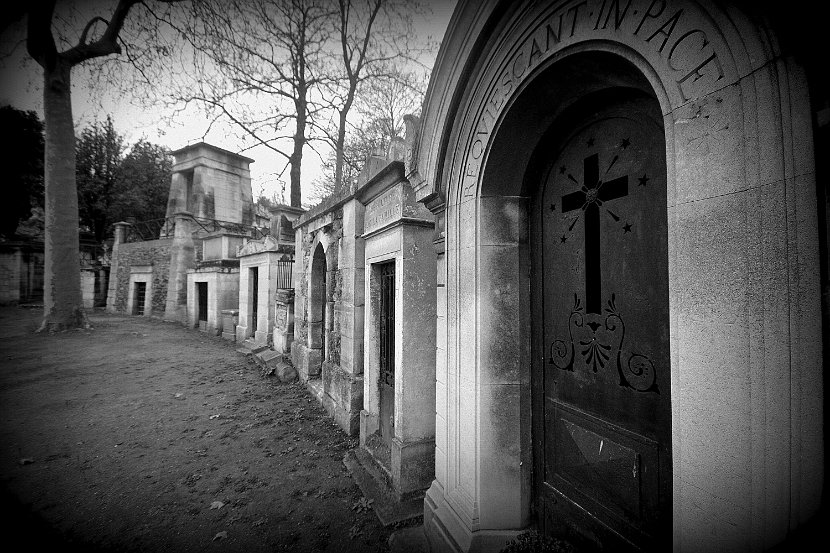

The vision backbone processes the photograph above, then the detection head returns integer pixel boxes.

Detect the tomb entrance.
[355,160,436,510]
[529,88,671,551]
[411,1,825,551]
[378,260,396,449]
[309,242,328,373]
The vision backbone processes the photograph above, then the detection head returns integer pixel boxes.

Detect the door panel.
[533,97,671,551]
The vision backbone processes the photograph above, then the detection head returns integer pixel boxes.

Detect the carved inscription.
[462,0,727,197]
[275,304,288,329]
[365,186,403,233]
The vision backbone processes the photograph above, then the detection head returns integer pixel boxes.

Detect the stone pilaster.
[164,212,195,323]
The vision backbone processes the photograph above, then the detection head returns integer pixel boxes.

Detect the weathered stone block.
[391,438,435,499]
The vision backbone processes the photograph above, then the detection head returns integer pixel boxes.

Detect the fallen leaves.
[351,496,374,514]
[212,531,228,541]
[210,500,225,510]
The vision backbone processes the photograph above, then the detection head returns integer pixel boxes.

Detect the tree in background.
[75,119,172,241]
[76,115,124,243]
[326,0,429,192]
[110,140,172,224]
[174,0,331,209]
[311,66,425,203]
[0,106,44,238]
[166,0,430,209]
[15,0,179,331]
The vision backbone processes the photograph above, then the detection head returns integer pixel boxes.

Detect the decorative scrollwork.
[621,354,658,393]
[548,292,660,394]
[549,339,573,370]
[549,294,581,371]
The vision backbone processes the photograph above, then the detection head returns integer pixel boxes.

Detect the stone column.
[164,212,195,323]
[385,220,437,498]
[106,221,131,313]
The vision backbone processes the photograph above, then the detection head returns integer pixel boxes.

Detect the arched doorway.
[470,49,673,550]
[526,81,671,550]
[419,2,824,551]
[309,243,327,373]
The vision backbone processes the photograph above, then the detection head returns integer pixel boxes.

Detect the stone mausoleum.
[107,142,268,332]
[104,2,828,551]
[400,1,827,552]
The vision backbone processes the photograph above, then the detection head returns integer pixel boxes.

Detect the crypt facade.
[408,0,826,552]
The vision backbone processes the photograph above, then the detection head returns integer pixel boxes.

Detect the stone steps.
[235,339,269,356]
[254,348,298,383]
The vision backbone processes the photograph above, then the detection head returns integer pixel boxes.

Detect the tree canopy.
[160,0,431,209]
[76,117,172,243]
[0,105,44,238]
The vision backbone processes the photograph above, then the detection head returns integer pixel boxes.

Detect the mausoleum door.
[531,96,671,551]
[197,282,208,325]
[250,268,258,333]
[378,261,396,446]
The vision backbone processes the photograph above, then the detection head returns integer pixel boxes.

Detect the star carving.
[620,137,631,149]
[623,222,632,233]
[638,174,649,186]
[586,137,595,147]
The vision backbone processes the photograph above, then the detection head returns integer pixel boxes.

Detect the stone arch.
[418,1,823,551]
[308,240,328,366]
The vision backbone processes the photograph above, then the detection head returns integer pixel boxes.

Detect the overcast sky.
[0,1,456,207]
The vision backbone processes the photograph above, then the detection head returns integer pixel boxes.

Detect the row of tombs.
[104,1,827,550]
[106,135,437,508]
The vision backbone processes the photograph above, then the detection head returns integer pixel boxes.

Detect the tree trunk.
[334,107,348,193]
[289,104,306,208]
[38,62,89,331]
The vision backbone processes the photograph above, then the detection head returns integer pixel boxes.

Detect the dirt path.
[0,307,394,552]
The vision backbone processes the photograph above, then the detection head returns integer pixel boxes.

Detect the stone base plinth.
[423,483,524,553]
[322,361,362,435]
[221,309,238,341]
[391,438,434,499]
[235,325,248,343]
[291,341,322,381]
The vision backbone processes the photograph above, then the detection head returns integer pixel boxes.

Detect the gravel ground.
[0,306,394,552]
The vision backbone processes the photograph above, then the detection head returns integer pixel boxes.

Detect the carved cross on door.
[561,152,629,314]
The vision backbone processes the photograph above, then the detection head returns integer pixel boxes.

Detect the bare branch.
[78,16,108,46]
[62,0,141,65]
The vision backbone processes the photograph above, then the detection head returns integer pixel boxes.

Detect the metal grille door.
[250,267,258,333]
[379,262,395,444]
[134,282,146,316]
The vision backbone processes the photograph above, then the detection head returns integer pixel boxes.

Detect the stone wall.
[0,242,44,304]
[292,196,367,435]
[0,249,21,304]
[110,238,173,316]
[294,208,345,362]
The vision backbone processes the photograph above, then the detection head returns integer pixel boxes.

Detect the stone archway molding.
[415,1,824,552]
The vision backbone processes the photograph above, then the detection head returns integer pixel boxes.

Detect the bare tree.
[173,0,332,208]
[22,0,138,331]
[311,66,425,203]
[326,0,429,191]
